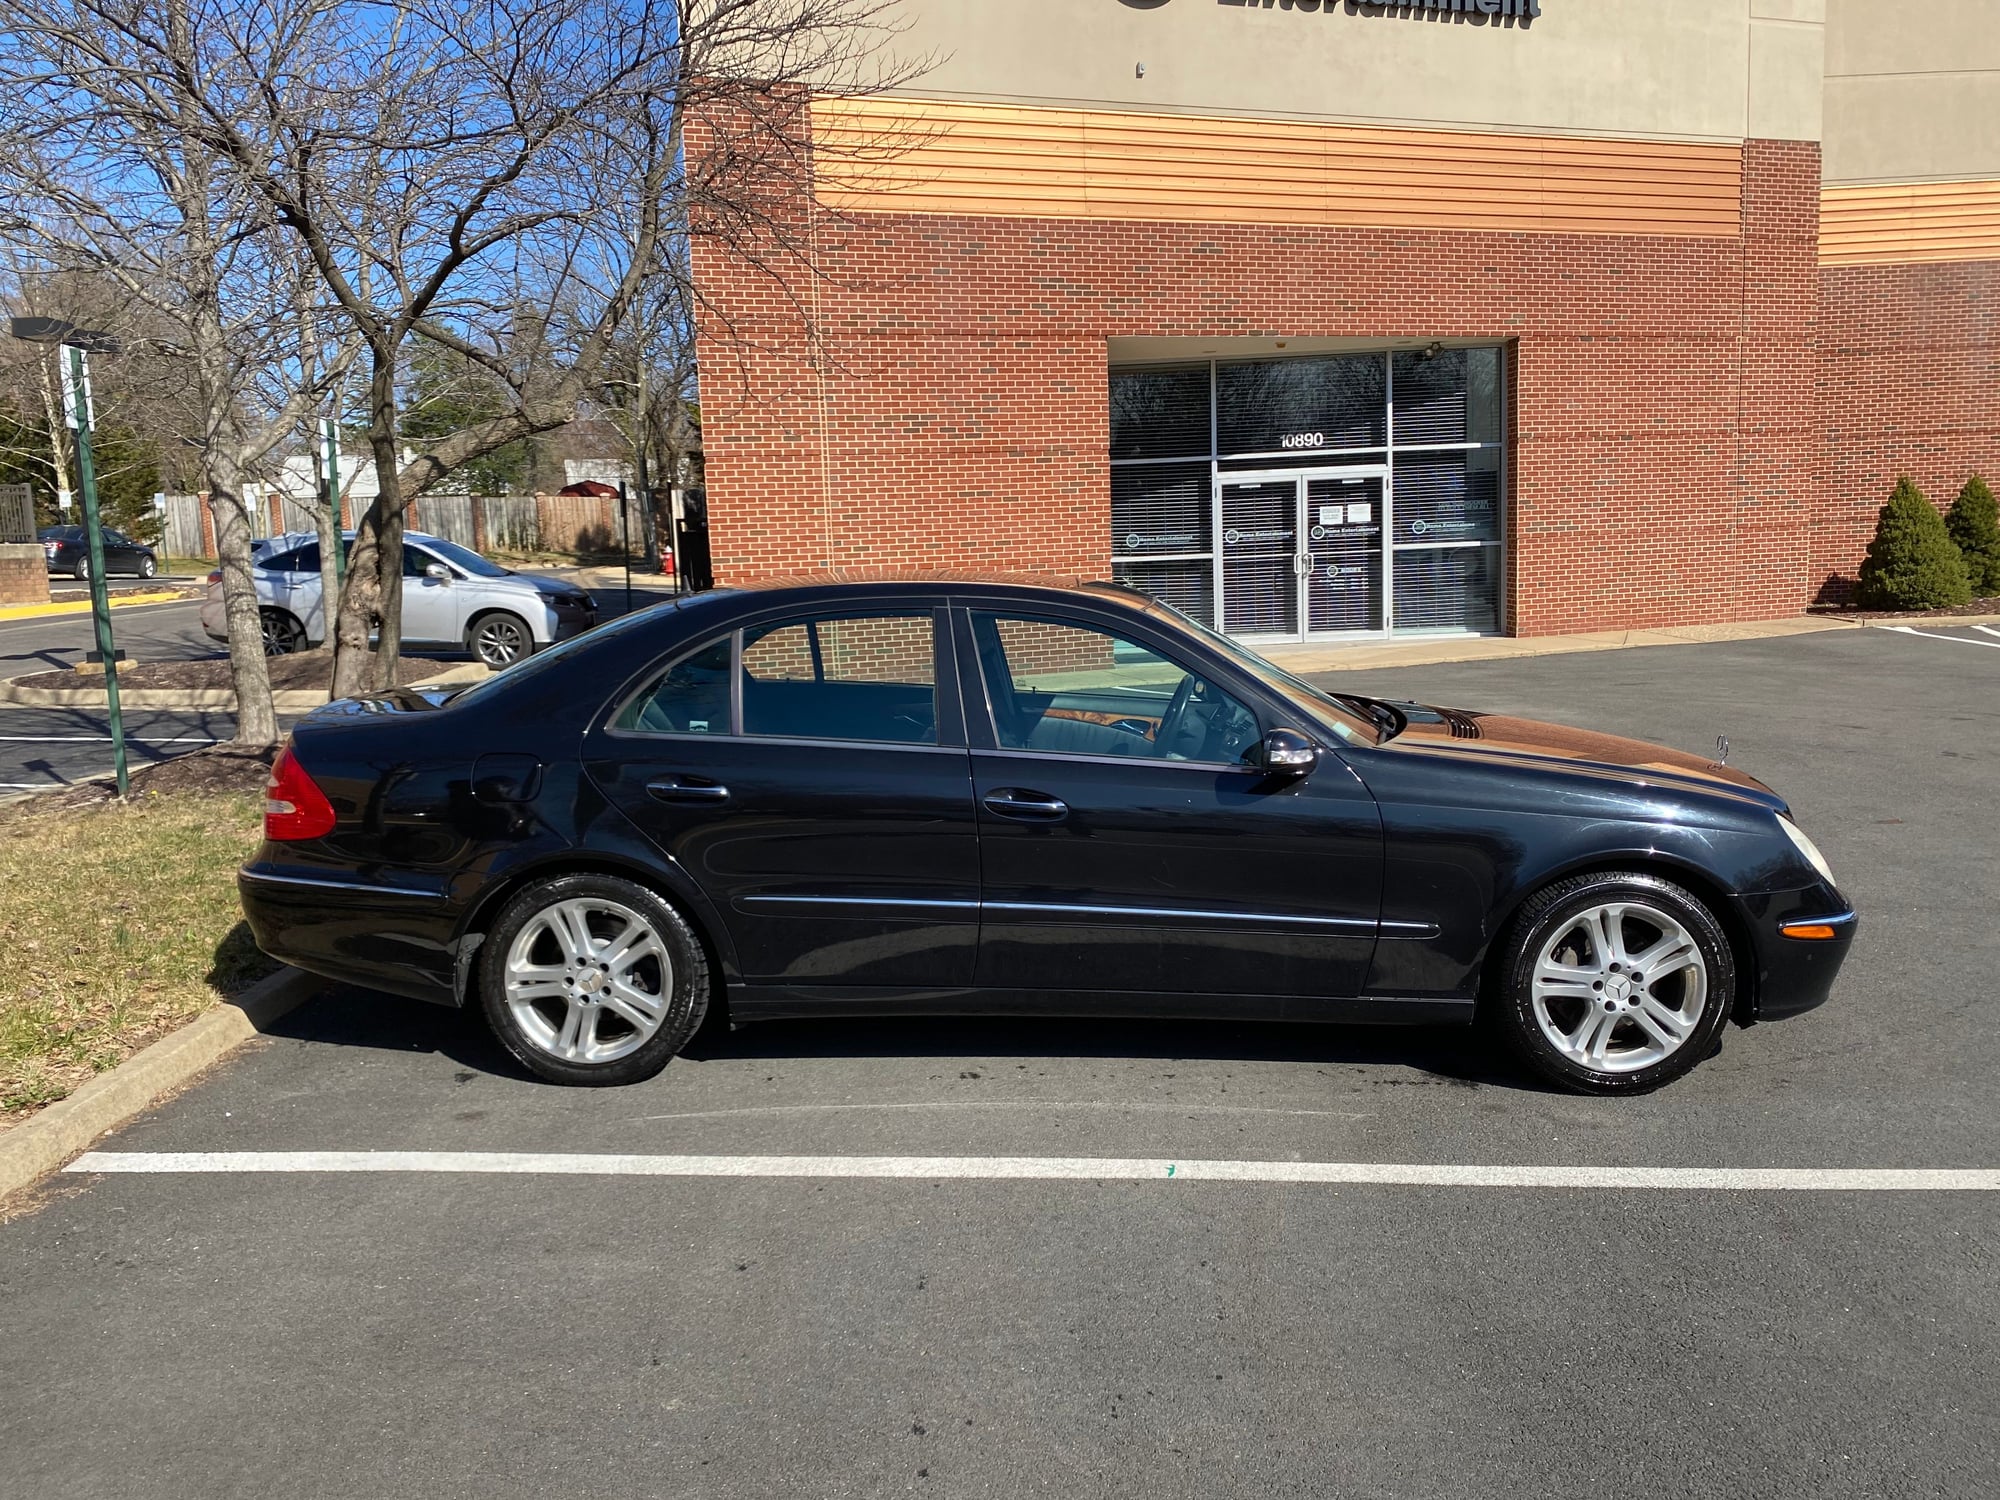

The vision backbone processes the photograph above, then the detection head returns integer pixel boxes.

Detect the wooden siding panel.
[814,98,1743,240]
[1820,180,2000,265]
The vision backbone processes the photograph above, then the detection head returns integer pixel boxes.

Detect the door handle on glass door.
[982,789,1068,821]
[647,778,730,804]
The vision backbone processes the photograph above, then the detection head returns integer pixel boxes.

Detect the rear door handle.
[982,789,1068,821]
[647,777,729,804]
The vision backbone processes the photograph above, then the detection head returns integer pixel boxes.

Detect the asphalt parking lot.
[2,623,1996,1498]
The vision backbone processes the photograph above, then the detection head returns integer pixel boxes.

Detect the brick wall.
[691,136,1826,636]
[0,543,50,605]
[1817,258,2000,601]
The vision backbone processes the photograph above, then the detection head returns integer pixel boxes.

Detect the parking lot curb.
[0,967,321,1207]
[0,590,198,622]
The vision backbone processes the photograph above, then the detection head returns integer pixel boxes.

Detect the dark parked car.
[39,524,159,579]
[240,578,1856,1095]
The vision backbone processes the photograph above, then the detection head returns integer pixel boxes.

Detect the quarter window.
[970,613,1261,764]
[614,637,732,735]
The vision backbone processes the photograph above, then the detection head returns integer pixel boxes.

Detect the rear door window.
[742,614,938,745]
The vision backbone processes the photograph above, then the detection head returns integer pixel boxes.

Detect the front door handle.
[983,789,1068,821]
[647,777,729,804]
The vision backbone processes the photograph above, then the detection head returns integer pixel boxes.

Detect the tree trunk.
[205,444,279,747]
[329,351,407,698]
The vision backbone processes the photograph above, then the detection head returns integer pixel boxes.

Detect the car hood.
[513,573,592,601]
[1375,701,1788,811]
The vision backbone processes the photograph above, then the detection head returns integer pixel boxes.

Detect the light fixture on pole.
[10,317,130,796]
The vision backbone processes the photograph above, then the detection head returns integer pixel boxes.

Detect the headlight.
[1779,816,1837,887]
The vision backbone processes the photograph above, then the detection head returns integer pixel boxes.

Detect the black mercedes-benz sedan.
[240,577,1856,1095]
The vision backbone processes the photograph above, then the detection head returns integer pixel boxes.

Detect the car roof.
[686,572,1155,610]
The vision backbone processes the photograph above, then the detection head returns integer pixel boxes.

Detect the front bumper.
[548,600,597,642]
[1731,885,1859,1023]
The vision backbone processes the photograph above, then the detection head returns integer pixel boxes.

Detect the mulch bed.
[9,652,456,694]
[0,745,279,824]
[1809,595,2000,622]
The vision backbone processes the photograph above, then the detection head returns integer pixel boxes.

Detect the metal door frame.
[1214,463,1391,645]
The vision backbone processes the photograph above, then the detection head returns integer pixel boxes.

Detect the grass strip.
[0,791,272,1119]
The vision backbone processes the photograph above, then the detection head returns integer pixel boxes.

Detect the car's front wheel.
[138,555,157,578]
[468,611,533,669]
[1492,871,1735,1095]
[478,874,711,1086]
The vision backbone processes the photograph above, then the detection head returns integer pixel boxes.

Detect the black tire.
[477,872,711,1087]
[71,557,89,581]
[139,555,157,578]
[468,610,534,669]
[260,607,306,656]
[1489,871,1735,1096]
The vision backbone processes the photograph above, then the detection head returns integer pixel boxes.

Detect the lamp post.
[10,317,129,796]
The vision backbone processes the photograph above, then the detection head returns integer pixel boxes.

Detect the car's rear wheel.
[71,556,89,580]
[468,611,533,669]
[478,873,711,1086]
[260,607,306,655]
[1492,871,1735,1095]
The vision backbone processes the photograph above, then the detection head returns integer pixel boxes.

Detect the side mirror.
[424,562,450,581]
[1255,728,1319,778]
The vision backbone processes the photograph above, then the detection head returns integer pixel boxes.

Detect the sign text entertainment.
[1220,0,1544,16]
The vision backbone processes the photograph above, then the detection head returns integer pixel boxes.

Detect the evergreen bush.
[1855,478,1972,611]
[1944,475,2000,596]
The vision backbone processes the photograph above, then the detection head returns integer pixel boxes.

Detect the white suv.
[201,532,597,667]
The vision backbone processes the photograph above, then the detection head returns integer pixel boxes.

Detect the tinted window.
[404,546,441,577]
[418,536,510,579]
[971,613,1260,764]
[1217,353,1386,455]
[741,614,937,745]
[257,547,307,573]
[615,637,733,735]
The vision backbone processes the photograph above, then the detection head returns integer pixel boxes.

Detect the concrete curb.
[0,589,199,622]
[1264,616,1864,674]
[0,662,488,712]
[0,967,321,1206]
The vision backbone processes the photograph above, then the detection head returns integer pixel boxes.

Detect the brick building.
[690,0,1999,642]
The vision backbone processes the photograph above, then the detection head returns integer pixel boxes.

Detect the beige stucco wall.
[1824,0,2000,184]
[882,0,1822,144]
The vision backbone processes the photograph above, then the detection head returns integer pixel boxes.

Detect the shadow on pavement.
[260,982,1542,1093]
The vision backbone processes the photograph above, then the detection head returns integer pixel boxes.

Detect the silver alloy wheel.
[261,610,303,655]
[1530,900,1708,1074]
[139,555,157,578]
[472,613,529,667]
[503,896,673,1066]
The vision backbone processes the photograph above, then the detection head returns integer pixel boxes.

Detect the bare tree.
[180,0,918,695]
[0,1,360,746]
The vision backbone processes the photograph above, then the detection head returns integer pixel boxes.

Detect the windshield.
[1144,598,1382,746]
[419,536,510,579]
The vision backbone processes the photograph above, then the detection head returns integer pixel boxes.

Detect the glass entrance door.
[1217,467,1389,642]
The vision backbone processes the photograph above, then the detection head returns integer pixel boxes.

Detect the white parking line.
[1885,625,2000,649]
[1976,625,2000,641]
[63,1151,2000,1191]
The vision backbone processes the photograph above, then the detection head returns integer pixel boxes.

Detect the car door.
[958,602,1384,1011]
[100,528,137,574]
[400,543,463,647]
[582,601,982,990]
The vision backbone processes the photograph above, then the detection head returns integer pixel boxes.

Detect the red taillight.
[265,743,336,841]
[207,569,222,584]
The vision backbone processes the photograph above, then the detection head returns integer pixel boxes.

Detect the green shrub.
[1855,478,1972,611]
[1944,475,2000,596]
